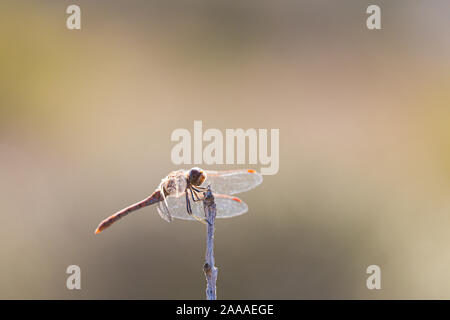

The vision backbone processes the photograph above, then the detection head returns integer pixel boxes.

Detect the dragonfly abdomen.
[95,190,163,234]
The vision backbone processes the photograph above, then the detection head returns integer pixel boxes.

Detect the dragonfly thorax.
[159,170,188,197]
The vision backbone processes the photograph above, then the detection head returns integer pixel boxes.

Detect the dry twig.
[202,186,218,300]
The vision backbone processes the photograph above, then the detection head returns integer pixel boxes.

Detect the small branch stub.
[203,186,218,300]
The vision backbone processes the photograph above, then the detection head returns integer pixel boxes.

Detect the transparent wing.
[161,193,248,221]
[174,171,187,197]
[202,169,263,195]
[157,200,173,222]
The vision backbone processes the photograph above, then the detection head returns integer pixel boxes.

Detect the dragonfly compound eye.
[189,167,206,186]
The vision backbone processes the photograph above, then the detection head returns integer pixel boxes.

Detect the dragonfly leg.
[190,187,204,202]
[185,191,192,214]
[191,186,207,201]
[193,214,207,225]
[186,187,207,224]
[192,185,208,192]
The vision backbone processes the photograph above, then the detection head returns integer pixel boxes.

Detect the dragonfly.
[95,167,263,234]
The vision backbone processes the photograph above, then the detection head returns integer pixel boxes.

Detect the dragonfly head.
[188,167,206,186]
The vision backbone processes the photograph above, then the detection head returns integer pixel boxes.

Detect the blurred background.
[1,0,450,299]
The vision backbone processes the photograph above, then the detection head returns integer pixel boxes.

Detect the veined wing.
[157,200,173,222]
[202,169,263,195]
[161,193,248,221]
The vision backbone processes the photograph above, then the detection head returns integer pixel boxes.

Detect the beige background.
[1,1,450,299]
